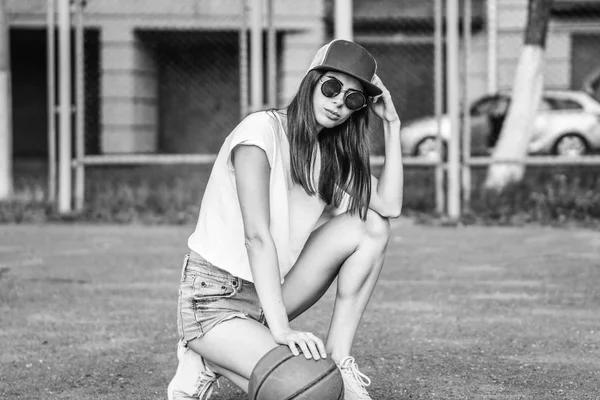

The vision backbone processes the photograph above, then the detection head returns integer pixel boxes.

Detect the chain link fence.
[5,0,600,223]
[76,1,250,220]
[72,0,448,219]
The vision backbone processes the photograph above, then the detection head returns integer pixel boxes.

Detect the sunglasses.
[319,77,367,111]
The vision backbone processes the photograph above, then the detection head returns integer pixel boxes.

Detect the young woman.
[168,39,403,400]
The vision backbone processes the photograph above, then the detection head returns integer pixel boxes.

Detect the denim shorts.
[177,255,266,346]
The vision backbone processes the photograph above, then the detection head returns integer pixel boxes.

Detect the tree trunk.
[484,0,553,190]
[0,0,12,200]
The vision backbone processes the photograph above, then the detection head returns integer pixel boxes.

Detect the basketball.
[248,345,344,400]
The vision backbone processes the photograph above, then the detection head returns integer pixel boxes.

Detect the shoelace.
[198,369,220,400]
[340,357,372,396]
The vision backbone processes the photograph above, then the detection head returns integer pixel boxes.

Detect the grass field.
[1,220,599,399]
[6,160,600,226]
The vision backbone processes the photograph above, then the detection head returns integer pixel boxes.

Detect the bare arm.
[368,75,404,218]
[232,144,326,359]
[328,119,403,219]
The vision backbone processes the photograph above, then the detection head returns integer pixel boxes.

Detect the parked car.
[400,90,600,158]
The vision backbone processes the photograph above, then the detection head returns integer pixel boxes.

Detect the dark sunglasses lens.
[321,79,341,98]
[345,92,366,110]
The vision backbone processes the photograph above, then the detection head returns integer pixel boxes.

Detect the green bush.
[465,166,600,227]
[1,162,599,228]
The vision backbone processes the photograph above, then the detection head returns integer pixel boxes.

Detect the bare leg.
[282,209,390,362]
[187,318,278,394]
[184,210,390,392]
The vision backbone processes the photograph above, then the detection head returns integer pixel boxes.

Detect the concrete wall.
[462,33,489,104]
[100,26,158,153]
[465,0,600,103]
[495,0,572,91]
[280,29,326,105]
[7,0,324,29]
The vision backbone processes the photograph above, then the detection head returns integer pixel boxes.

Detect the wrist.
[384,119,401,134]
[269,323,291,335]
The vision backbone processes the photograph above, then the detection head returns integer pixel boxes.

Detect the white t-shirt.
[187,111,327,282]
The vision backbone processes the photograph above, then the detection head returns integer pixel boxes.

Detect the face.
[312,71,365,131]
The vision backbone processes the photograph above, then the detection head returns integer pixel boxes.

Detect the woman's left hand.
[369,75,400,124]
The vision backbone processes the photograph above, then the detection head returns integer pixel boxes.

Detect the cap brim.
[312,66,383,97]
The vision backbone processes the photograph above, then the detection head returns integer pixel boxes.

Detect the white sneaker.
[338,356,373,400]
[167,341,219,400]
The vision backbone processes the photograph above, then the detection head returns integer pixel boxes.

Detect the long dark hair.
[285,70,371,220]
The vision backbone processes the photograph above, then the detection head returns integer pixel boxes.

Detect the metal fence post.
[57,0,72,214]
[266,0,276,108]
[462,0,472,210]
[240,0,249,118]
[74,0,85,212]
[0,0,12,201]
[446,0,461,220]
[250,0,264,113]
[433,0,445,215]
[487,0,498,94]
[334,0,353,40]
[47,0,57,204]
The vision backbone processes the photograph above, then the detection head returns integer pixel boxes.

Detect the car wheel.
[416,137,442,159]
[554,134,588,157]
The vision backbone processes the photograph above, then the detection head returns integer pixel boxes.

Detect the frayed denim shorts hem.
[176,255,266,347]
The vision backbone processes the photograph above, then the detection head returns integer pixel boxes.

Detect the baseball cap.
[307,39,382,97]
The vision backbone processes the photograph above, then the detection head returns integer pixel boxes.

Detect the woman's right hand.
[271,328,327,360]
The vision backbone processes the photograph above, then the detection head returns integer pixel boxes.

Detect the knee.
[334,210,391,246]
[363,209,391,244]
